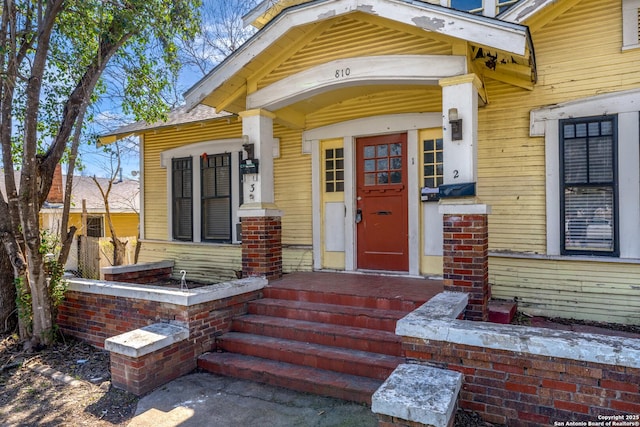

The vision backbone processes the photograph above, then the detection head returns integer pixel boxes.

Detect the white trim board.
[247,55,467,111]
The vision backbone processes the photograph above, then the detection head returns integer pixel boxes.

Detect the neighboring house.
[40,166,140,271]
[104,0,640,325]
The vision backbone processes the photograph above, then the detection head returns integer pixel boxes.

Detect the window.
[201,153,232,242]
[363,143,403,186]
[86,216,103,237]
[560,116,618,256]
[450,0,483,14]
[324,148,344,192]
[496,0,518,14]
[172,157,193,241]
[423,138,443,188]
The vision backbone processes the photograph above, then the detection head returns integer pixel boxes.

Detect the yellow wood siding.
[138,240,312,282]
[273,125,312,245]
[482,0,640,323]
[65,212,138,238]
[258,13,452,90]
[490,256,640,325]
[142,120,242,240]
[138,240,241,282]
[307,88,442,129]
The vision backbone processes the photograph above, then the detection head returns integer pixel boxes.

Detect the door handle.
[375,211,392,215]
[355,209,362,224]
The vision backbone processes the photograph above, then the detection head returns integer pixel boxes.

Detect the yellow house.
[40,169,140,271]
[105,0,640,325]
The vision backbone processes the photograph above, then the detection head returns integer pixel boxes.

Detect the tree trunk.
[0,246,16,334]
[26,245,53,347]
[112,237,128,266]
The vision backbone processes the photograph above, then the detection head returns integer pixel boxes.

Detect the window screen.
[201,153,231,242]
[172,157,193,241]
[561,116,617,255]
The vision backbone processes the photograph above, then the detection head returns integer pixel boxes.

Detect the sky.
[77,0,260,180]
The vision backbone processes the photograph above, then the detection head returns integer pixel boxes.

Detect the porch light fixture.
[448,108,463,141]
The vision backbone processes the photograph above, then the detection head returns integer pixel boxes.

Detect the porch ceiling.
[184,0,535,115]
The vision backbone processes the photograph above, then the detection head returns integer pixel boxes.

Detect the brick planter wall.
[397,292,640,427]
[241,216,282,280]
[442,213,489,321]
[57,278,266,395]
[58,288,261,350]
[101,261,173,284]
[109,339,195,396]
[403,338,640,426]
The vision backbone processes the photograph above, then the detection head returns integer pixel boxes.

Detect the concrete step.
[248,298,406,332]
[231,314,403,356]
[218,332,403,380]
[263,286,420,312]
[198,352,382,405]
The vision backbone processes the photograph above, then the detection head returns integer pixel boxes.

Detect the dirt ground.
[0,334,138,427]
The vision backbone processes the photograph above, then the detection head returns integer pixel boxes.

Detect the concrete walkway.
[127,373,378,427]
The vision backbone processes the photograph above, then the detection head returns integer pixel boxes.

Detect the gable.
[184,0,533,114]
[257,13,453,91]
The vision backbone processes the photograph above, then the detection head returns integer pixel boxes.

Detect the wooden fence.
[77,236,137,279]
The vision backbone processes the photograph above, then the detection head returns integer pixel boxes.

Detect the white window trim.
[161,138,245,244]
[623,0,640,50]
[531,89,640,258]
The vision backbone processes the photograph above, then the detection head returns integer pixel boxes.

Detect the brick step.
[198,352,382,405]
[218,332,403,380]
[231,314,403,356]
[488,300,518,324]
[248,298,406,332]
[263,286,420,312]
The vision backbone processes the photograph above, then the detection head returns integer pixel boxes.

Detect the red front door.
[356,133,408,271]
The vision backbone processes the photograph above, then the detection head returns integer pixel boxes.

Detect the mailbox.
[421,187,440,202]
[240,158,259,175]
[439,182,476,198]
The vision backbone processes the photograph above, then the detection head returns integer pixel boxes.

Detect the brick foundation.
[442,214,489,321]
[241,216,282,280]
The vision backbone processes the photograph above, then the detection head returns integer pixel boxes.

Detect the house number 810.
[335,68,351,78]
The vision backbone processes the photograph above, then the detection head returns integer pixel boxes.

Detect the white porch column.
[439,74,482,186]
[438,73,490,321]
[237,109,282,280]
[238,109,280,212]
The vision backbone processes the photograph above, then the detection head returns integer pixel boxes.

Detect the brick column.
[441,207,490,321]
[241,216,282,280]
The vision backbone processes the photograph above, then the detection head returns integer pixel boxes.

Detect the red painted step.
[263,286,421,311]
[248,298,406,332]
[218,332,403,380]
[231,314,403,356]
[198,352,382,405]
